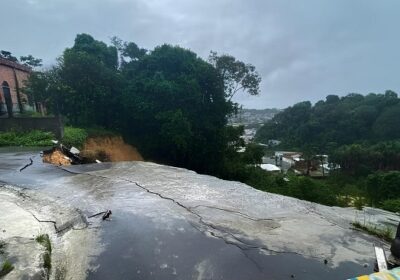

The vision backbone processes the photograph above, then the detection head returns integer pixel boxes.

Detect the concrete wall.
[0,117,63,139]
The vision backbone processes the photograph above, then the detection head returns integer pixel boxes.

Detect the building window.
[1,81,13,117]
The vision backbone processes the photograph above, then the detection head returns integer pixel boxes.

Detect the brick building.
[0,57,31,117]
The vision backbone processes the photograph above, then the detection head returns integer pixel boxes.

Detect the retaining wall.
[0,117,63,139]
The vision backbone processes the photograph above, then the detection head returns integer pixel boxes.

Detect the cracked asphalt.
[1,148,399,279]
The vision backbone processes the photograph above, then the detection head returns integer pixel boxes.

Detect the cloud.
[1,0,399,108]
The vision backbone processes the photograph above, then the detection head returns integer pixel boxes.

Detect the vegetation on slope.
[24,33,261,176]
[255,92,400,212]
[256,92,400,150]
[62,126,116,149]
[20,33,400,214]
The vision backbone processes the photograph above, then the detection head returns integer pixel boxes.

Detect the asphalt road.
[0,148,395,279]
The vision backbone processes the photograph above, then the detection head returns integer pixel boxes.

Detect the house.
[275,151,302,167]
[0,58,32,117]
[260,163,281,172]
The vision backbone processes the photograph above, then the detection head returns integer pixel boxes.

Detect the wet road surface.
[0,148,391,279]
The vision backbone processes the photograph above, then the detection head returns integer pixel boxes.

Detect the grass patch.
[0,260,14,277]
[36,234,52,271]
[36,234,52,254]
[63,126,117,149]
[43,252,51,271]
[62,127,88,149]
[0,130,54,147]
[19,111,50,118]
[352,221,394,243]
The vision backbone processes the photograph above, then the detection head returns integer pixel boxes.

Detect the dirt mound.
[83,136,143,162]
[43,149,71,165]
[43,136,142,166]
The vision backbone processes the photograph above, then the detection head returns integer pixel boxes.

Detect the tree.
[366,171,400,205]
[256,91,400,150]
[208,51,261,100]
[241,143,264,165]
[23,66,72,116]
[60,33,121,127]
[120,44,232,173]
[23,34,263,178]
[20,55,42,68]
[373,104,400,139]
[110,36,147,67]
[0,50,18,62]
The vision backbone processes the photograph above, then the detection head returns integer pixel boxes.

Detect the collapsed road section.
[2,149,400,279]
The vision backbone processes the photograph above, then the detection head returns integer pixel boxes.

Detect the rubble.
[42,136,142,166]
[43,148,71,166]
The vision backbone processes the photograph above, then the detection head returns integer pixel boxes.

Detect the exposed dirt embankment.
[83,136,143,162]
[43,136,143,165]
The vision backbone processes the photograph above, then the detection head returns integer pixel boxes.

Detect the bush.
[287,177,339,206]
[0,130,54,147]
[382,199,400,213]
[62,127,88,149]
[366,171,400,204]
[62,126,117,149]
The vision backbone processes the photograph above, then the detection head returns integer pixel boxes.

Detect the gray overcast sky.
[1,0,399,109]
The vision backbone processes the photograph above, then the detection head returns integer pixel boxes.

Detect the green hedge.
[62,127,88,149]
[62,126,117,149]
[0,130,54,147]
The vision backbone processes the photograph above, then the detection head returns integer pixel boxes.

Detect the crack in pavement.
[59,166,327,263]
[189,204,285,222]
[4,186,89,234]
[20,203,89,234]
[19,157,34,172]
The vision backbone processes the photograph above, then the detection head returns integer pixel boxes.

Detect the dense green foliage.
[24,34,261,176]
[62,126,117,149]
[332,141,400,175]
[382,199,400,213]
[0,130,54,147]
[255,92,400,212]
[256,91,400,150]
[62,127,88,149]
[22,34,400,214]
[118,45,232,172]
[244,169,365,207]
[366,171,400,204]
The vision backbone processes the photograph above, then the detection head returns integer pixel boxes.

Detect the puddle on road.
[88,213,371,280]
